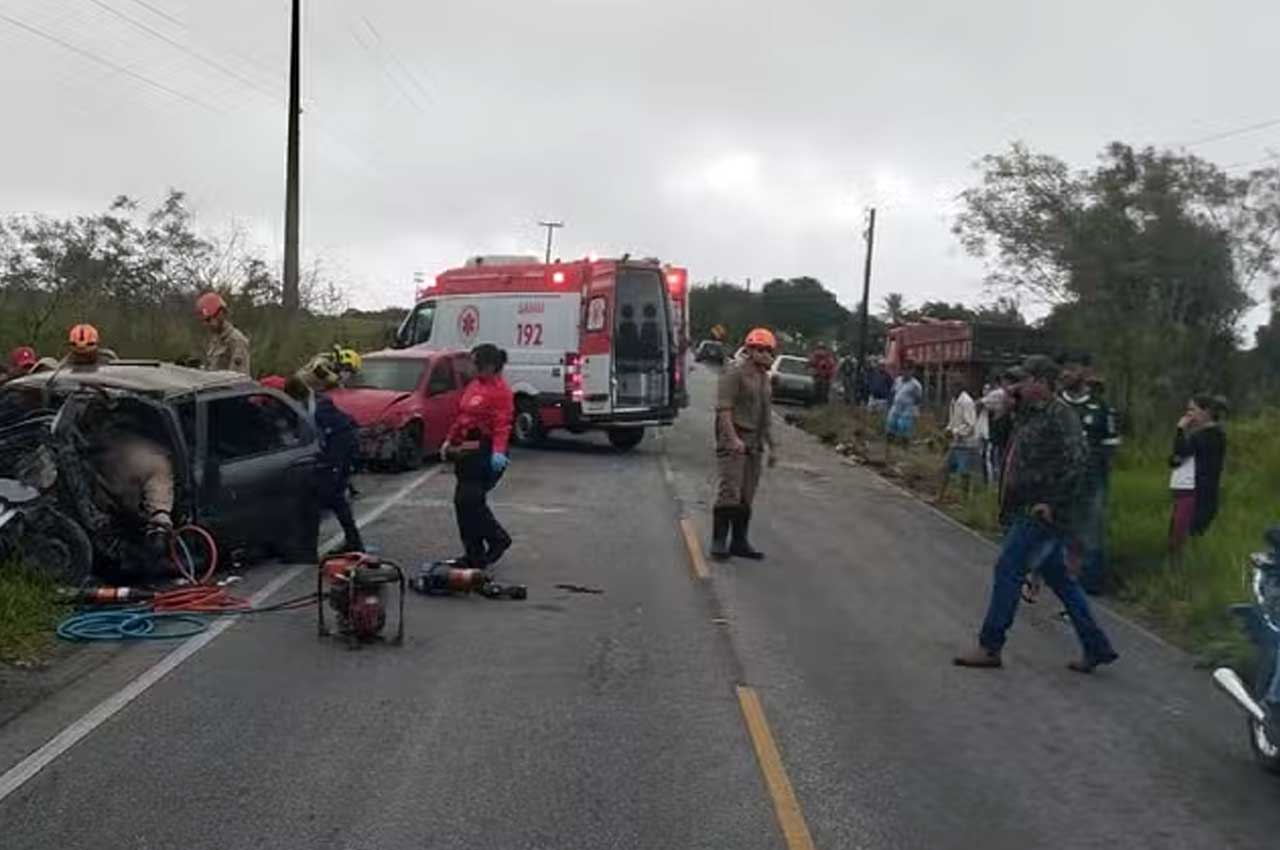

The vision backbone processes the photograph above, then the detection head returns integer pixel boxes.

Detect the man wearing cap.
[1058,352,1121,595]
[955,355,1118,673]
[196,292,252,375]
[711,327,779,561]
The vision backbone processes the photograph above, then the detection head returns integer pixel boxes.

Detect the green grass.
[0,562,66,667]
[795,403,1279,663]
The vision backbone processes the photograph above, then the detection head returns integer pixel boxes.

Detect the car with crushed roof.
[0,359,323,577]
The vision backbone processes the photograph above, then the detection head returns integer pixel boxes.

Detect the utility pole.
[854,208,877,403]
[282,0,302,313]
[538,221,563,264]
[745,276,752,293]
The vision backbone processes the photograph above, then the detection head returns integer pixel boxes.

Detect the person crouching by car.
[441,344,514,569]
[284,374,364,553]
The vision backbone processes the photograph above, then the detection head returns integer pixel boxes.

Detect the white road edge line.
[0,466,441,805]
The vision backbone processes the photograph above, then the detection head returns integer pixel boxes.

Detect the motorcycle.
[1212,526,1280,774]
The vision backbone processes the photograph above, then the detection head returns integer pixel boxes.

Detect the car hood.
[327,388,415,427]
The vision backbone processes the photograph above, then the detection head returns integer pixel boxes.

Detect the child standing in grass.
[1168,395,1228,564]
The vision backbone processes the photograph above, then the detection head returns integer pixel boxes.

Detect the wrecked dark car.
[0,360,322,581]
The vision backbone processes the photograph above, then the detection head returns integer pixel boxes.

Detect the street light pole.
[854,207,877,403]
[282,0,302,313]
[538,220,564,264]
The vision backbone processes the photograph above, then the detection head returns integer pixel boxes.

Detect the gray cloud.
[2,0,1277,329]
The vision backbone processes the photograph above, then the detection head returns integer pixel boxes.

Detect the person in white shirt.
[938,380,979,502]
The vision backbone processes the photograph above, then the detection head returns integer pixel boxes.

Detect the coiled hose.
[58,524,228,641]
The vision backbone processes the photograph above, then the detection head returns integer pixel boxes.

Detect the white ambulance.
[393,255,686,450]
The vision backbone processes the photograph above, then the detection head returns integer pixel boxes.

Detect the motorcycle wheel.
[21,506,94,586]
[1250,663,1280,774]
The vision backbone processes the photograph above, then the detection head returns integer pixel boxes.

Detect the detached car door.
[198,389,320,559]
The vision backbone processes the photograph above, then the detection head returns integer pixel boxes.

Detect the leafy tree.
[954,141,1280,423]
[880,292,907,324]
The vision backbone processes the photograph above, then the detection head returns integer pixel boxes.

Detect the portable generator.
[317,552,406,647]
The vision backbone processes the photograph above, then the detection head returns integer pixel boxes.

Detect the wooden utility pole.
[854,208,877,402]
[282,0,302,313]
[538,221,564,264]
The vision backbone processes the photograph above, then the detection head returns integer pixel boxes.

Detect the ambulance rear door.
[578,267,615,417]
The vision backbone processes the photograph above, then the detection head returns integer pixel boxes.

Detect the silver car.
[769,355,816,405]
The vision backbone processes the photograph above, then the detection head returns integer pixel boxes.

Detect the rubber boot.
[710,508,732,561]
[729,507,764,560]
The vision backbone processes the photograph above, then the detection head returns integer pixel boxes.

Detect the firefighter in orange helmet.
[710,327,778,560]
[196,292,251,375]
[66,323,118,365]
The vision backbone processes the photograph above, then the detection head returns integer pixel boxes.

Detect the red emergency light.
[665,268,687,292]
[564,352,584,403]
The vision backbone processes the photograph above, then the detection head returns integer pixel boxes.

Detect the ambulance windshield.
[400,302,436,347]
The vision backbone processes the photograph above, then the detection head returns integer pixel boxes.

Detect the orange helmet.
[68,324,100,355]
[196,292,227,320]
[744,327,777,352]
[8,346,37,372]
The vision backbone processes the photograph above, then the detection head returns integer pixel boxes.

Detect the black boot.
[729,507,764,560]
[710,508,732,561]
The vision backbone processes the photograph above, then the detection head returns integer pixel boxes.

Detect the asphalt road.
[2,365,1279,849]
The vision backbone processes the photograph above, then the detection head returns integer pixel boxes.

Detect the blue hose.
[56,610,210,642]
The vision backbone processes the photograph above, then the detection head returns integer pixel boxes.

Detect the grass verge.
[0,562,66,667]
[791,402,1273,666]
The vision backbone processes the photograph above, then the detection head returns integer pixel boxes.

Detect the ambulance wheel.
[512,398,545,447]
[606,428,645,451]
[395,423,425,470]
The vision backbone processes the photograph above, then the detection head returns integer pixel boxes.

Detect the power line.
[0,8,218,112]
[360,15,433,104]
[124,0,183,29]
[1179,117,1280,149]
[348,20,427,115]
[83,0,281,103]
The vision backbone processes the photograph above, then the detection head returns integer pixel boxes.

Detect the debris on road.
[554,583,604,594]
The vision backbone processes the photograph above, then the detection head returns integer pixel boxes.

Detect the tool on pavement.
[410,558,527,600]
[317,551,406,647]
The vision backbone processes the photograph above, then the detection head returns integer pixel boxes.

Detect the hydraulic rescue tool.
[410,559,527,600]
[317,552,406,647]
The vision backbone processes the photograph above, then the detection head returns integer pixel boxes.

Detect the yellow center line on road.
[736,685,818,850]
[679,516,710,579]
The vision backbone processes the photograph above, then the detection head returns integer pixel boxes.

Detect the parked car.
[769,355,816,405]
[0,360,323,572]
[327,348,474,470]
[694,340,726,364]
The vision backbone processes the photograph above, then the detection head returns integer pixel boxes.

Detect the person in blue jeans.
[954,355,1118,673]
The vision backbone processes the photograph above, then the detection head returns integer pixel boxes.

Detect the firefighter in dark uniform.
[711,327,779,561]
[442,344,515,568]
[283,373,364,553]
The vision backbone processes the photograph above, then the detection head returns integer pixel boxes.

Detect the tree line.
[0,190,398,373]
[691,141,1280,431]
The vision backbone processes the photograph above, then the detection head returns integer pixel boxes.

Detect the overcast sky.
[2,0,1278,330]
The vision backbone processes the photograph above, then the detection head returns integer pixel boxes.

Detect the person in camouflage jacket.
[998,366,1087,531]
[955,355,1118,673]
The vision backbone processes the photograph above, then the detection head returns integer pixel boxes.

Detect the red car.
[327,348,474,469]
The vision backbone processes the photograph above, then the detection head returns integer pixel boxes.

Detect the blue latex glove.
[491,452,509,474]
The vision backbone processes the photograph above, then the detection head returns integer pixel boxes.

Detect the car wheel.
[606,428,645,451]
[512,397,545,447]
[395,423,425,471]
[21,506,94,586]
